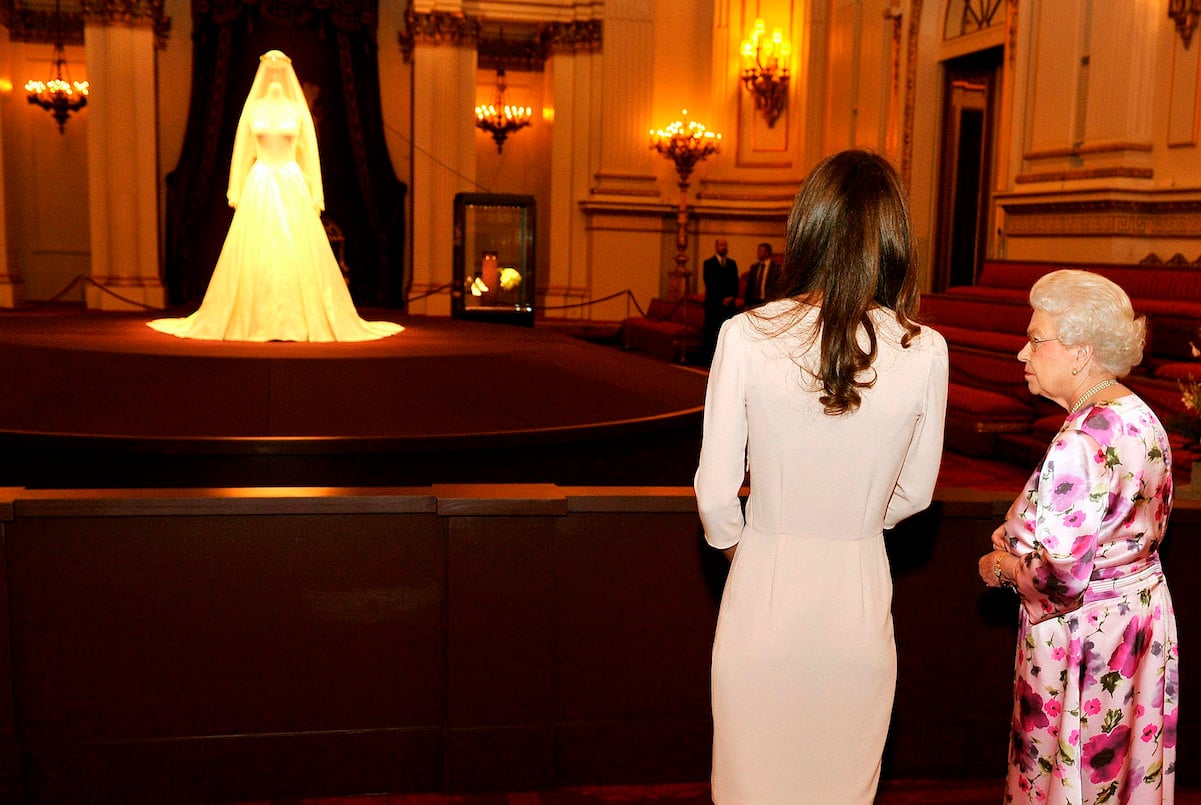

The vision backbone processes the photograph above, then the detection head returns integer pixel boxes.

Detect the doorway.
[933,48,1002,291]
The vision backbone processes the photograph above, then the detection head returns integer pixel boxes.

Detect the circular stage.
[0,310,708,488]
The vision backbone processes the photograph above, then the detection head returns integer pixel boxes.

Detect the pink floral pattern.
[1002,397,1178,804]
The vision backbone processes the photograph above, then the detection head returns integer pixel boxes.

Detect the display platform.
[0,308,707,488]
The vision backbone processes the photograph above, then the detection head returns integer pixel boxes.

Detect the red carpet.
[0,309,710,487]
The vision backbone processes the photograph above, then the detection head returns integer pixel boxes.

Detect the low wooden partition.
[0,485,1196,802]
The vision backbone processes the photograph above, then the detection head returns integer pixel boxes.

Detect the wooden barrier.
[0,485,1196,801]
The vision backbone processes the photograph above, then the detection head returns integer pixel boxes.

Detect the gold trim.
[1015,167,1154,183]
[3,4,84,45]
[901,0,923,185]
[400,8,481,57]
[1025,142,1153,159]
[543,20,602,55]
[1000,198,1201,237]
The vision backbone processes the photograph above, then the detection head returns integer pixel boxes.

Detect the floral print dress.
[1002,395,1178,804]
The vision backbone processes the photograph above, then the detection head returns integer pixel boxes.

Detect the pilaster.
[408,27,479,316]
[590,0,656,199]
[83,18,164,310]
[544,27,600,315]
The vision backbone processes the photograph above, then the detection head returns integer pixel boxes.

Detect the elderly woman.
[978,269,1178,803]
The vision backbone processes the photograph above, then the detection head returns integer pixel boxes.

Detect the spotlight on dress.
[149,50,403,342]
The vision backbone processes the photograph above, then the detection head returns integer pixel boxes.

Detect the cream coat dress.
[695,300,948,804]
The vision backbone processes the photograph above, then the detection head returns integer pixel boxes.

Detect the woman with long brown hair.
[695,149,948,803]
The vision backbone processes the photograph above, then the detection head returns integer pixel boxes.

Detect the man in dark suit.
[744,242,779,308]
[702,237,739,363]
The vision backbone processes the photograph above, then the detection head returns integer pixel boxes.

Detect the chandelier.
[25,0,89,134]
[1170,0,1201,48]
[475,66,532,154]
[740,18,791,128]
[649,111,722,184]
[650,111,722,301]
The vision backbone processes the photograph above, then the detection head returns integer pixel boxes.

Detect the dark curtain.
[164,0,407,308]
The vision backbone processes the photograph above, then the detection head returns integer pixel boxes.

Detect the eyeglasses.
[1027,335,1061,350]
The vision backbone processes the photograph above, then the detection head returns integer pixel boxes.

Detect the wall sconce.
[1170,0,1201,48]
[650,111,722,300]
[474,65,532,154]
[25,0,89,134]
[740,18,791,128]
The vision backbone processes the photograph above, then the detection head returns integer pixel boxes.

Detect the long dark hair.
[761,149,921,415]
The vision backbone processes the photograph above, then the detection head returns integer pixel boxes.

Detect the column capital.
[81,0,171,48]
[400,8,481,59]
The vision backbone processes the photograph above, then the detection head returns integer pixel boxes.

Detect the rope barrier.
[403,283,452,302]
[7,273,661,324]
[5,275,162,313]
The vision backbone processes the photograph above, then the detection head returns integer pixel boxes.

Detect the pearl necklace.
[1070,378,1117,414]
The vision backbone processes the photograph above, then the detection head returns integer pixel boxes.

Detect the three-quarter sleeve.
[883,334,949,529]
[1009,427,1107,623]
[694,320,749,550]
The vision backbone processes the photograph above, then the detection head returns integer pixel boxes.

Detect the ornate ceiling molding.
[4,0,171,46]
[2,2,85,45]
[542,19,601,55]
[400,10,601,65]
[400,8,481,56]
[82,0,170,46]
[1000,198,1201,238]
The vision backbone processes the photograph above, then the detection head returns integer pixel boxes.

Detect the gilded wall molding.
[3,0,170,46]
[1025,142,1153,160]
[1015,167,1154,183]
[543,19,602,55]
[400,10,601,66]
[1001,199,1201,238]
[901,0,923,185]
[82,0,170,46]
[399,8,482,57]
[2,2,85,45]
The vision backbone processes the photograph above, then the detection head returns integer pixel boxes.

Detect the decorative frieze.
[1015,167,1154,183]
[82,0,170,47]
[400,8,481,57]
[542,19,602,55]
[4,0,170,46]
[1001,199,1201,238]
[2,3,85,45]
[401,11,600,65]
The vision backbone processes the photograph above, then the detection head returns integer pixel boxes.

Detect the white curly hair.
[1029,269,1146,377]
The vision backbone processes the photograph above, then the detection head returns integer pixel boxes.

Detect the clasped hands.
[978,524,1017,589]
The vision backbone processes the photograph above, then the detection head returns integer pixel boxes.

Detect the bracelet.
[993,555,1014,589]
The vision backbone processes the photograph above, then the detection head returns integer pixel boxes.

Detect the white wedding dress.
[149,52,402,343]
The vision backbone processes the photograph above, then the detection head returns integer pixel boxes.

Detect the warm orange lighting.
[475,66,532,154]
[740,18,791,127]
[649,109,722,184]
[25,0,89,134]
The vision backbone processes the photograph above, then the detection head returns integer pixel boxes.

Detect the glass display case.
[452,193,536,326]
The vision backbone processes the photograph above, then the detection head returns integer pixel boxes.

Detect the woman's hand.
[991,524,1009,551]
[978,549,1013,588]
